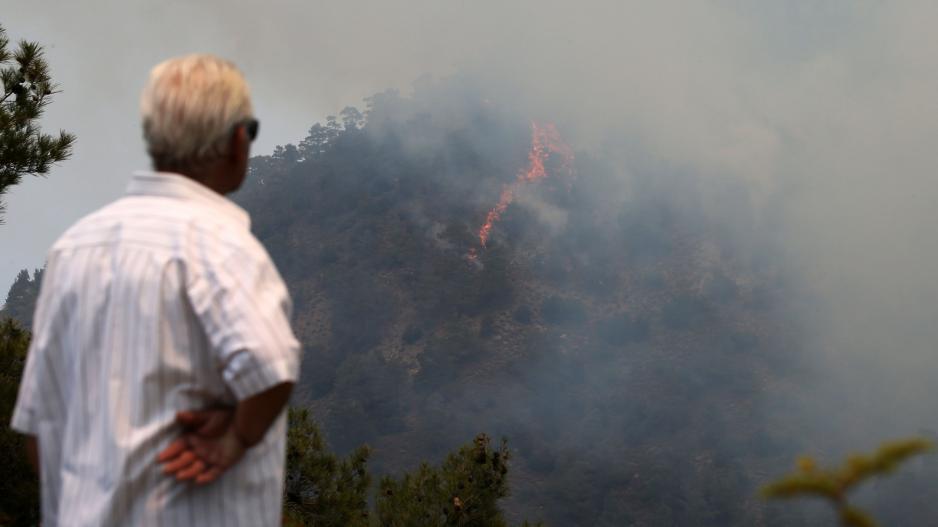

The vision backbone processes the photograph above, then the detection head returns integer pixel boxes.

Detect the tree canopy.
[0,24,74,223]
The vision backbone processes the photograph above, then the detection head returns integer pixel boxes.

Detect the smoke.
[6,0,938,521]
[376,1,938,454]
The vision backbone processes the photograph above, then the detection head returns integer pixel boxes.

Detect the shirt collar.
[127,171,251,229]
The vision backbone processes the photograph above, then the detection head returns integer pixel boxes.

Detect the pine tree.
[0,318,39,525]
[376,433,521,527]
[282,417,543,526]
[0,268,43,328]
[0,24,74,223]
[283,407,372,526]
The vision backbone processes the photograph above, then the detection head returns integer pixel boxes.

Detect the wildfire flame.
[477,122,574,249]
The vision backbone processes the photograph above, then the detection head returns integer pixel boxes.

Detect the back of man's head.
[141,54,253,173]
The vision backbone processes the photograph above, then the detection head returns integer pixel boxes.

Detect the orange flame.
[477,122,574,248]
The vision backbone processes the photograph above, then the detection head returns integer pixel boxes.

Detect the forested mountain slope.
[233,80,814,526]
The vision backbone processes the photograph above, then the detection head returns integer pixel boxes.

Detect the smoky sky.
[4,1,938,446]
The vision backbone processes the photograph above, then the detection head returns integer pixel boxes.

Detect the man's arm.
[233,381,293,447]
[163,244,301,483]
[25,435,38,474]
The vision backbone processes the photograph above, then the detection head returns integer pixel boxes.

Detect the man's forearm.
[25,435,38,474]
[233,382,293,448]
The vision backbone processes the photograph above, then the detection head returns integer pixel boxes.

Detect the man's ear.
[229,125,249,162]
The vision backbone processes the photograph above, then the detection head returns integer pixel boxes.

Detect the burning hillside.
[476,122,575,250]
[230,79,938,526]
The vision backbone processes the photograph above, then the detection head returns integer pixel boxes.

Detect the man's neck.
[158,164,231,195]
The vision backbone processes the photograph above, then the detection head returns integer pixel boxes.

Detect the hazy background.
[5,0,938,457]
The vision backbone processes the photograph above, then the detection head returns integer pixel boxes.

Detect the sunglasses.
[234,118,260,142]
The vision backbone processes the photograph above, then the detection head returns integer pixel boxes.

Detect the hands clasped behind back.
[157,408,247,485]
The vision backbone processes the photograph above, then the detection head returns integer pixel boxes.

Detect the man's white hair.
[140,54,253,170]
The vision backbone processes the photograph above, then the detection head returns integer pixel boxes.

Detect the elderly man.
[10,54,301,525]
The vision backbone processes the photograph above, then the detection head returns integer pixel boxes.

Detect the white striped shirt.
[10,172,301,526]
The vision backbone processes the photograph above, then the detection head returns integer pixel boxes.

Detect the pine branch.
[0,23,74,222]
[762,437,934,527]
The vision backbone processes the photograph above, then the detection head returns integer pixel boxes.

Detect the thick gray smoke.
[5,0,938,522]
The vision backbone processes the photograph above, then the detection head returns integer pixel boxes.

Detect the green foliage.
[284,412,537,527]
[762,437,934,526]
[0,318,39,525]
[0,25,74,222]
[376,433,512,527]
[283,407,372,527]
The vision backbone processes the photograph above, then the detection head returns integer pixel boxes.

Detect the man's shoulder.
[50,197,135,249]
[50,195,252,257]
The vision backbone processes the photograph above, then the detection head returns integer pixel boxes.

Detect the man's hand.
[158,382,293,485]
[157,408,246,485]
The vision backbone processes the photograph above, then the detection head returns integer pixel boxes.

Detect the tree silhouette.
[0,268,42,328]
[0,24,74,223]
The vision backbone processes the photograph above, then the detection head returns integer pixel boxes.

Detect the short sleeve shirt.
[10,171,301,526]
